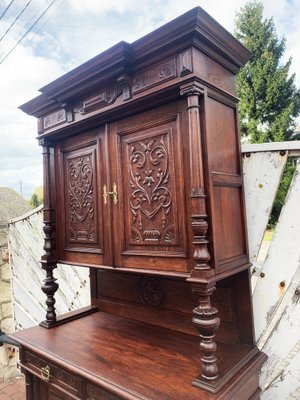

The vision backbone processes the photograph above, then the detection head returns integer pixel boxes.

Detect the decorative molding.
[117,75,132,101]
[140,277,165,306]
[78,86,122,114]
[179,49,193,76]
[132,59,176,94]
[43,109,67,130]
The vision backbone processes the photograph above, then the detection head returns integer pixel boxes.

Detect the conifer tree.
[235,2,300,142]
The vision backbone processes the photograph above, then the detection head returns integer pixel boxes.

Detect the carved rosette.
[129,136,175,245]
[67,154,96,243]
[140,277,165,306]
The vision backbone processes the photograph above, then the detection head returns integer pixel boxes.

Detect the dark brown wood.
[16,6,266,400]
[40,141,58,327]
[12,312,266,400]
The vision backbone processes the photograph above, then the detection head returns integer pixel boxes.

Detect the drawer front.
[23,351,82,397]
[86,383,120,400]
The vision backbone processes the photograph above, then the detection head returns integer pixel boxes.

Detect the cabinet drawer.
[86,383,120,400]
[22,351,82,397]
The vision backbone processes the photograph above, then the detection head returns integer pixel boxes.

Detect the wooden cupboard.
[11,6,266,399]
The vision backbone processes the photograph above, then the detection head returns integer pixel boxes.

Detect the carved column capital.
[180,81,204,98]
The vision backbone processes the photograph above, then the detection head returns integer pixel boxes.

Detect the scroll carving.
[79,86,122,114]
[132,59,176,94]
[128,135,175,245]
[43,109,67,130]
[66,153,96,243]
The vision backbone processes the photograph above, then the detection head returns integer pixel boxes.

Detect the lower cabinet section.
[48,385,74,400]
[16,313,266,400]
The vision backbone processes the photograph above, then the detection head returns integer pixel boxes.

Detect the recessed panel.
[213,186,247,272]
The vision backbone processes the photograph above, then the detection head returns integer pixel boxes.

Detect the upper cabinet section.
[20,6,252,280]
[19,7,251,139]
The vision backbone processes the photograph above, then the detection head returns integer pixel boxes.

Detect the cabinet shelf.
[13,311,265,400]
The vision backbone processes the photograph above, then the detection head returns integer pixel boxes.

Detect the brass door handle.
[41,365,51,382]
[103,183,118,205]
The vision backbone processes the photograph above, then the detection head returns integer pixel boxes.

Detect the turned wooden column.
[39,140,58,328]
[180,82,220,384]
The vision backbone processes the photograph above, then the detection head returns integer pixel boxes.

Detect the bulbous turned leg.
[40,262,58,328]
[192,284,220,382]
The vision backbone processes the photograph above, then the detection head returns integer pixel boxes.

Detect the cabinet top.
[20,6,250,119]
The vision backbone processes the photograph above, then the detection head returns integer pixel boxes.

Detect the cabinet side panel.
[205,97,248,273]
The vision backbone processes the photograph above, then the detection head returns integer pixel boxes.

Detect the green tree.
[235,2,300,143]
[29,193,40,208]
[29,186,43,208]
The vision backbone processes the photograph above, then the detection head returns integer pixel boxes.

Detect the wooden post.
[180,82,220,383]
[39,140,58,328]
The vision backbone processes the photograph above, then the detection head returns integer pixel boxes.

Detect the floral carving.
[140,277,165,306]
[132,59,176,94]
[129,135,175,244]
[67,153,96,243]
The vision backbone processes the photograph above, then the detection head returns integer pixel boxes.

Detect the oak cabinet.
[11,6,266,400]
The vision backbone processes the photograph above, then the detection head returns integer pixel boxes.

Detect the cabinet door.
[110,102,189,272]
[55,127,112,266]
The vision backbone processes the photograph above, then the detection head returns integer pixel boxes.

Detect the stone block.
[0,317,15,334]
[0,282,11,303]
[0,262,11,281]
[1,302,12,318]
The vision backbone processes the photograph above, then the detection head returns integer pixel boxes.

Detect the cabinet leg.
[192,283,220,382]
[24,370,34,400]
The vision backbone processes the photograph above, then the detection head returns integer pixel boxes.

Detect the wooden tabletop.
[11,311,261,400]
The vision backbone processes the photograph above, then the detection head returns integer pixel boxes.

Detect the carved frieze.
[43,109,67,130]
[24,351,81,391]
[65,152,97,243]
[128,134,176,245]
[132,59,176,94]
[78,86,122,114]
[87,383,119,400]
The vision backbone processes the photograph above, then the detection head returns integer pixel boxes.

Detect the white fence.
[7,141,300,399]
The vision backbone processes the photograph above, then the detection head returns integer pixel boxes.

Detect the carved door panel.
[110,102,189,272]
[55,127,112,266]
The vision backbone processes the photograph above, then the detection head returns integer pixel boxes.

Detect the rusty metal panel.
[242,151,287,266]
[252,160,300,341]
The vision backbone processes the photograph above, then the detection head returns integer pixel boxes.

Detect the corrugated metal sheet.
[8,206,90,330]
[242,141,300,400]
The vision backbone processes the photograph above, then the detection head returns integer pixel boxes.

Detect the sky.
[0,0,300,199]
